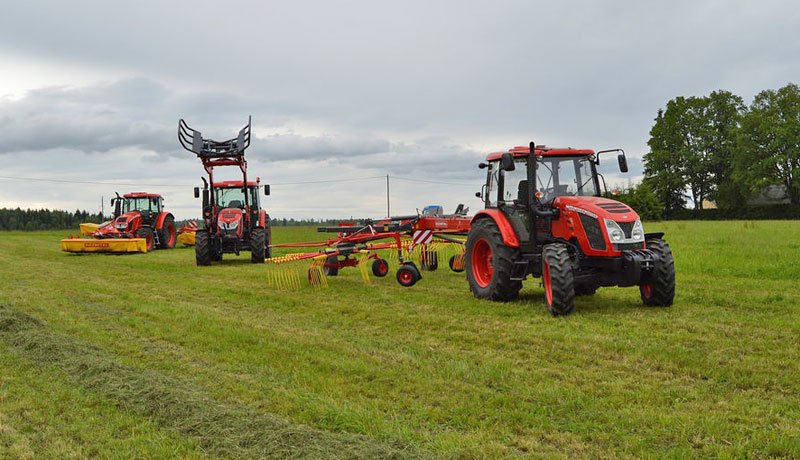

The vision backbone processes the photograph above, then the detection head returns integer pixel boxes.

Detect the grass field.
[0,221,799,458]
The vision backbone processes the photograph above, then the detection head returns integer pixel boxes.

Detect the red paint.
[471,237,494,288]
[471,210,519,247]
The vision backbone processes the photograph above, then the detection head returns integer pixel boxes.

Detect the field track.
[0,222,798,458]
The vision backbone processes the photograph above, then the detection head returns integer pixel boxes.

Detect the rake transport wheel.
[448,254,465,273]
[195,230,212,266]
[250,227,266,263]
[542,243,576,316]
[157,215,176,249]
[372,258,389,277]
[420,250,439,271]
[640,238,675,307]
[465,218,522,301]
[396,262,421,287]
[323,255,339,276]
[135,227,155,252]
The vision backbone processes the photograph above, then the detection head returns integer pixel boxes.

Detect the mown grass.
[0,221,798,458]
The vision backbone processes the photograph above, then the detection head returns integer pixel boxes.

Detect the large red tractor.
[97,192,176,251]
[465,142,675,316]
[179,117,271,265]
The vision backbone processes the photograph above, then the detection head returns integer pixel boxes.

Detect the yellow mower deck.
[60,238,148,253]
[177,231,196,246]
[79,222,101,236]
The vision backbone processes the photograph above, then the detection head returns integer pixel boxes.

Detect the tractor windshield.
[215,187,260,209]
[124,197,161,213]
[536,156,598,202]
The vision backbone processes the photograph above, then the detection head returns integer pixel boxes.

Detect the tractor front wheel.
[396,263,421,287]
[250,228,266,263]
[465,218,521,301]
[135,227,155,252]
[157,215,176,249]
[372,258,389,277]
[640,238,675,307]
[542,243,575,316]
[195,230,212,266]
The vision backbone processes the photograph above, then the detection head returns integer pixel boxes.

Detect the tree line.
[0,208,105,231]
[641,82,800,215]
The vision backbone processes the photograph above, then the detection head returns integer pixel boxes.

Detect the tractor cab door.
[498,158,534,248]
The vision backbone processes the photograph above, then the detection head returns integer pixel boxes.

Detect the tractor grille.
[614,242,645,251]
[579,213,606,250]
[617,221,634,238]
[597,202,632,214]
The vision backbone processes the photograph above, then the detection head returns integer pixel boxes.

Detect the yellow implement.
[60,238,148,253]
[177,231,196,246]
[79,222,101,236]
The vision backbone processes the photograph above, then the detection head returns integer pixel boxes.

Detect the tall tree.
[702,90,746,209]
[736,83,800,205]
[645,103,690,214]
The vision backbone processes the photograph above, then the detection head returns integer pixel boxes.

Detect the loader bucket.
[60,238,148,253]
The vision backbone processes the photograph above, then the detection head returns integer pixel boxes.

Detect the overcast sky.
[1,0,798,219]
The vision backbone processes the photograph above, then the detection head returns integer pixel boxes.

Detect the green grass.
[0,221,798,458]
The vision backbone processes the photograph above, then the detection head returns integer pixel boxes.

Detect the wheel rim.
[399,269,413,284]
[471,238,493,288]
[378,260,388,275]
[641,283,653,298]
[543,261,553,306]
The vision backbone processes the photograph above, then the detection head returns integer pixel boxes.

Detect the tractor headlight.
[631,219,644,242]
[604,219,625,243]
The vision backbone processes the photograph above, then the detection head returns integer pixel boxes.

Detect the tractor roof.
[123,192,162,199]
[486,146,595,161]
[213,180,260,188]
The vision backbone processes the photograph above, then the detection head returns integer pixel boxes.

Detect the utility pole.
[386,174,390,217]
[101,195,104,218]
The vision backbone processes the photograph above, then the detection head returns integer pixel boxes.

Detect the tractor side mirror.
[113,198,121,217]
[500,152,515,171]
[194,187,200,198]
[617,154,628,173]
[264,184,270,196]
[475,191,482,199]
[478,162,488,169]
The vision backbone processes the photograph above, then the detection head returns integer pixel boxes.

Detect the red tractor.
[465,142,675,316]
[179,117,271,265]
[98,192,176,251]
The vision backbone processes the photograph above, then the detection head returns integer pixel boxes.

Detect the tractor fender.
[154,212,174,230]
[471,210,520,247]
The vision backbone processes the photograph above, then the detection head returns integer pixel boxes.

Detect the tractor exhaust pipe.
[527,141,538,250]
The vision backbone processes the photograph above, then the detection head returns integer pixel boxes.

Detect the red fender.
[155,212,173,230]
[471,210,520,247]
[258,210,267,228]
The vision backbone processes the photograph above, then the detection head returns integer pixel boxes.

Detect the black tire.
[396,263,421,287]
[448,254,465,272]
[371,258,389,277]
[135,227,155,252]
[195,230,212,266]
[640,238,675,307]
[323,255,338,276]
[157,215,176,249]
[250,227,266,263]
[465,218,522,301]
[542,243,575,316]
[574,284,598,296]
[420,250,438,271]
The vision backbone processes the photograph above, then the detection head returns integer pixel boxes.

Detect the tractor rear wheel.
[250,228,266,263]
[323,255,339,276]
[195,230,212,266]
[372,258,389,277]
[157,215,176,249]
[465,218,521,301]
[542,243,575,316]
[640,238,675,307]
[135,227,155,252]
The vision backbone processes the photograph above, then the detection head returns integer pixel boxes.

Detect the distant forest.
[0,207,359,231]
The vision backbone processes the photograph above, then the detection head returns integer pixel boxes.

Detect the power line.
[389,175,477,186]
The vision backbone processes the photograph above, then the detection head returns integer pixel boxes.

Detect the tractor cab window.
[536,156,598,202]
[503,159,529,205]
[216,187,248,209]
[249,186,260,210]
[486,161,499,207]
[124,197,160,213]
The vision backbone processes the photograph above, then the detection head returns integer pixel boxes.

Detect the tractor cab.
[466,142,675,316]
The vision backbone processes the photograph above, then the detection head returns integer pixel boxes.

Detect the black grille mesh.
[578,213,606,250]
[617,221,634,238]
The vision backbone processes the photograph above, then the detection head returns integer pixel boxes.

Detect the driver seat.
[516,180,529,206]
[228,200,243,208]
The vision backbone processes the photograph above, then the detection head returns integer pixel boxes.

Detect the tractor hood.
[553,196,640,221]
[95,211,140,236]
[218,208,244,238]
